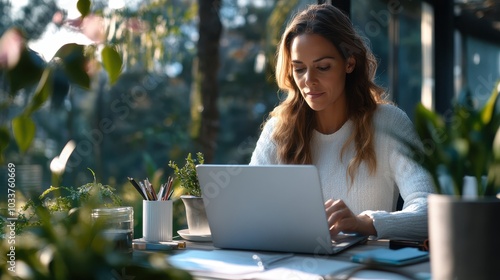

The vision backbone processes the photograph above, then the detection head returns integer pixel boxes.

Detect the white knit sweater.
[249,104,435,239]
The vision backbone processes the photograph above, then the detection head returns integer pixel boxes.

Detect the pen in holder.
[142,200,173,242]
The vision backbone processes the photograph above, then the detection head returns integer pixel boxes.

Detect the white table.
[134,239,431,280]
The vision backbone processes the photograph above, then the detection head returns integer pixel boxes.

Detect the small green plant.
[4,169,123,235]
[168,152,204,197]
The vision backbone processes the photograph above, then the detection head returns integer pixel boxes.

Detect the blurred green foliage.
[1,0,123,158]
[409,80,500,197]
[1,0,282,189]
[0,178,192,280]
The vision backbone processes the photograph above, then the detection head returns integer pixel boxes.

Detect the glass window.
[351,0,390,92]
[396,2,422,119]
[465,37,500,107]
[352,0,423,119]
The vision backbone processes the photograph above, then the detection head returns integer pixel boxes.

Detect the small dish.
[177,229,212,242]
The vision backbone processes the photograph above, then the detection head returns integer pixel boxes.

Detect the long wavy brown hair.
[269,4,387,182]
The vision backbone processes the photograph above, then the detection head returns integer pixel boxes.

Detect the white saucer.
[177,229,212,242]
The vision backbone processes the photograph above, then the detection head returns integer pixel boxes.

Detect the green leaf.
[101,45,122,84]
[0,126,10,163]
[7,47,45,94]
[454,106,475,137]
[480,80,500,125]
[414,103,445,143]
[54,43,90,89]
[493,128,500,161]
[25,68,53,115]
[77,0,91,17]
[12,115,36,153]
[481,80,500,145]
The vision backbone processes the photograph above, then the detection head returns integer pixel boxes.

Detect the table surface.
[134,237,431,280]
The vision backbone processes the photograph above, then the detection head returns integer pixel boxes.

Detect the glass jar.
[91,206,134,255]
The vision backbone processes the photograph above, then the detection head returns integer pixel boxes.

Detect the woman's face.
[290,33,354,113]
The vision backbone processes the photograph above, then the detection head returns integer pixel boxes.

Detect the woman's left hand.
[324,199,377,237]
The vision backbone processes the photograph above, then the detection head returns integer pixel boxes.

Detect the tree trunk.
[191,0,222,163]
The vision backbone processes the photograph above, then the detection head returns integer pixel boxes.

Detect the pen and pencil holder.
[142,200,173,242]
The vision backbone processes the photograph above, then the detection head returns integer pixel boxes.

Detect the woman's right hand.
[324,199,377,237]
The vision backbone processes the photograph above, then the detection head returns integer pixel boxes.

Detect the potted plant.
[168,152,211,239]
[407,81,500,280]
[0,171,193,280]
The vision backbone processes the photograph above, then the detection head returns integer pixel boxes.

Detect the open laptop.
[195,164,368,255]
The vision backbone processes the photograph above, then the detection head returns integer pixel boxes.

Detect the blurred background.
[0,0,499,235]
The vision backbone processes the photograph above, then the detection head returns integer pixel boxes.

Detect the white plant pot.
[180,195,211,235]
[428,194,500,280]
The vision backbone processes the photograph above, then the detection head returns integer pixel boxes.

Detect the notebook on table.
[195,164,368,255]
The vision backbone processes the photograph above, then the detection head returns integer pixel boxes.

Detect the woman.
[250,4,434,239]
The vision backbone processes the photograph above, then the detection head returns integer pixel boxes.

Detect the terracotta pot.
[428,194,500,280]
[180,195,210,235]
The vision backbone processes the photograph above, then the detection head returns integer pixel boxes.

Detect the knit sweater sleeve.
[361,105,435,239]
[249,118,279,165]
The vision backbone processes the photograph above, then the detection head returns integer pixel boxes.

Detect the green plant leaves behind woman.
[411,80,500,197]
[481,80,500,141]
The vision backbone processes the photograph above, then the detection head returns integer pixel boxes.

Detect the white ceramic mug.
[142,200,173,242]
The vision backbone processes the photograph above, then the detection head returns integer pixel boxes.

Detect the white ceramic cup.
[142,200,173,242]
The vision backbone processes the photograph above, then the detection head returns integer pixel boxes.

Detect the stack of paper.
[167,249,359,280]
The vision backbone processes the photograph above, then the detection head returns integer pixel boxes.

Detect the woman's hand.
[324,199,377,237]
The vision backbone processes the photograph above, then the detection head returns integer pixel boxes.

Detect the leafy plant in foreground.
[0,170,193,280]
